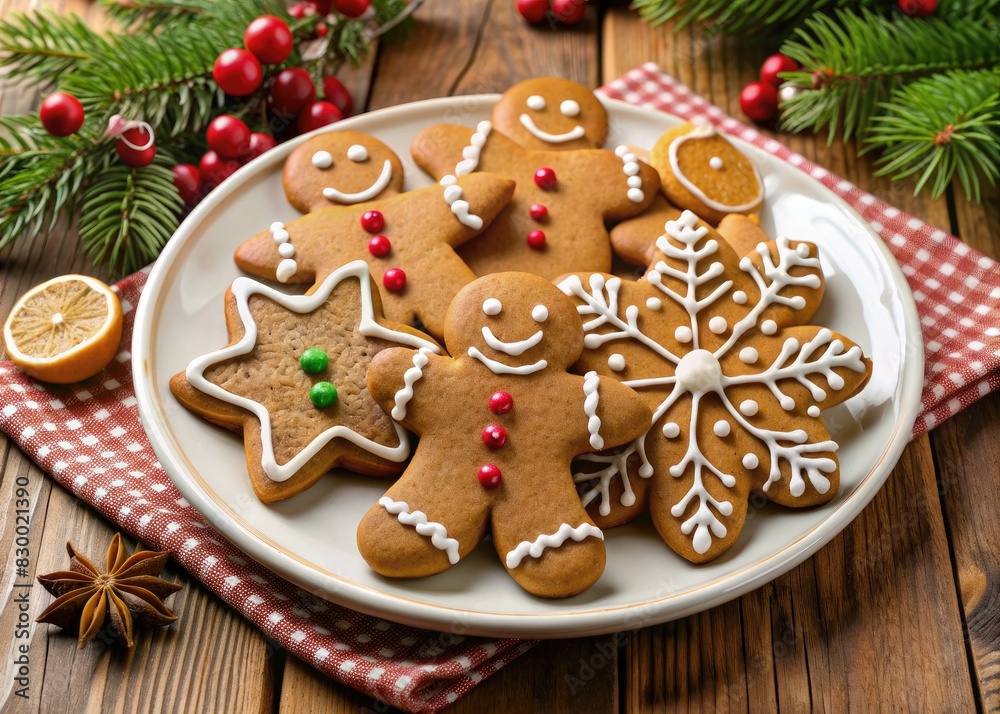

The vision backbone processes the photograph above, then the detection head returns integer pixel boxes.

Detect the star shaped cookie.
[170,261,440,503]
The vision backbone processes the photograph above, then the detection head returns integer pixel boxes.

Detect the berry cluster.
[516,0,587,25]
[739,53,799,124]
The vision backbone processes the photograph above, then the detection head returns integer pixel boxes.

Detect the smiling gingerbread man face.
[444,273,584,374]
[491,78,608,151]
[282,131,405,213]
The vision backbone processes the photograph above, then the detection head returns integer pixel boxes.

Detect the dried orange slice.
[3,275,123,384]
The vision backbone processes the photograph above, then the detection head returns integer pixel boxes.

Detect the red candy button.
[533,167,557,190]
[526,229,546,250]
[361,210,384,233]
[482,424,508,449]
[382,268,406,292]
[489,391,513,414]
[529,203,548,221]
[478,464,502,489]
[368,235,391,257]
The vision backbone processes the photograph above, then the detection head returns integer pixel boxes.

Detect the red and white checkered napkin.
[599,63,1000,437]
[0,268,533,713]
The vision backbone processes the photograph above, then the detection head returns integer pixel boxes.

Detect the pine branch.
[779,9,1000,141]
[79,153,183,274]
[0,11,110,86]
[99,0,211,31]
[866,69,1000,202]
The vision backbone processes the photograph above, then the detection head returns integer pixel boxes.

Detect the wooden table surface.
[1,1,998,712]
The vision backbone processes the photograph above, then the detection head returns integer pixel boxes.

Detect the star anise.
[36,533,182,648]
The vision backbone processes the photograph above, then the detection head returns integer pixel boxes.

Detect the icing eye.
[347,144,368,162]
[526,95,546,111]
[482,298,502,316]
[531,305,548,322]
[709,156,723,170]
[560,100,580,117]
[311,151,333,169]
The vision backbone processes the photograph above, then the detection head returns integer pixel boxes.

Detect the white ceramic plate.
[133,96,923,638]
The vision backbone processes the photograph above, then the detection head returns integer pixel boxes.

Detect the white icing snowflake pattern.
[559,210,869,557]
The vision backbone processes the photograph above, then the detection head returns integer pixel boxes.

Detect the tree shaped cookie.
[558,211,872,562]
[410,120,660,280]
[490,77,608,151]
[233,172,514,338]
[170,261,440,504]
[649,123,764,226]
[359,273,652,598]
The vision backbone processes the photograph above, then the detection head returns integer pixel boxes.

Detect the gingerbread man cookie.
[359,273,651,597]
[411,121,659,280]
[650,123,764,226]
[283,131,405,213]
[559,211,872,562]
[170,261,439,503]
[233,173,515,339]
[491,77,608,151]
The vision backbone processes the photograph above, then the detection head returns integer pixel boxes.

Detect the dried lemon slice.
[3,275,123,384]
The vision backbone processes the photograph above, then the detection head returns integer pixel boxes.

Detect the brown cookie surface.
[411,122,659,281]
[491,77,608,151]
[170,261,440,504]
[283,131,405,213]
[650,123,763,226]
[560,211,872,563]
[233,173,515,339]
[359,272,652,598]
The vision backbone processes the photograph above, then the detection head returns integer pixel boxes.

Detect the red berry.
[115,127,156,168]
[39,92,85,137]
[269,68,316,117]
[552,0,586,24]
[289,2,319,19]
[314,0,333,12]
[315,22,328,37]
[489,391,513,415]
[898,0,937,16]
[333,0,371,17]
[516,0,549,22]
[534,167,557,190]
[368,235,391,257]
[172,164,202,205]
[477,464,502,489]
[322,76,354,117]
[199,150,240,188]
[759,53,799,87]
[361,210,385,233]
[213,49,263,97]
[206,115,251,159]
[740,81,779,123]
[246,132,278,160]
[382,268,406,292]
[529,203,548,221]
[482,424,508,449]
[526,229,546,250]
[296,100,343,134]
[243,15,293,65]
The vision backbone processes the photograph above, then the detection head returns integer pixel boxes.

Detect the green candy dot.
[309,382,338,409]
[300,348,328,374]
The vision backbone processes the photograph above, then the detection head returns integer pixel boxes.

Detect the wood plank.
[602,7,979,712]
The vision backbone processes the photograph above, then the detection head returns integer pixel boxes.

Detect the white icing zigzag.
[439,120,492,230]
[582,371,604,449]
[380,496,460,564]
[560,210,868,554]
[391,347,434,420]
[185,260,440,483]
[505,522,604,569]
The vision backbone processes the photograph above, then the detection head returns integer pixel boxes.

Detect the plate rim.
[133,94,924,638]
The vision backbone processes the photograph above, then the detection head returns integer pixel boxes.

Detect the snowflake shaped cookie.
[558,210,872,562]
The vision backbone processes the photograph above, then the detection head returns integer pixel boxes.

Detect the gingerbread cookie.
[233,173,515,339]
[559,210,872,562]
[359,272,651,597]
[283,131,405,213]
[170,261,440,503]
[650,123,763,226]
[491,77,608,151]
[411,121,659,280]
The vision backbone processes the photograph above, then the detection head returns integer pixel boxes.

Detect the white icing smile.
[322,159,393,204]
[481,325,543,356]
[518,114,586,144]
[468,347,547,375]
